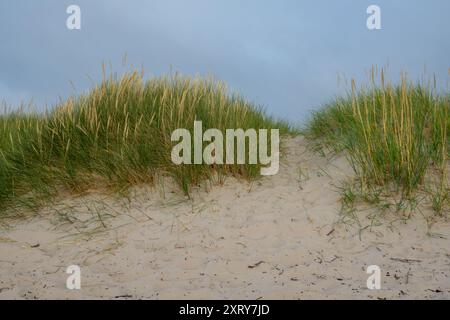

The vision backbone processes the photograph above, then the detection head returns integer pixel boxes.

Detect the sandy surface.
[1,136,449,299]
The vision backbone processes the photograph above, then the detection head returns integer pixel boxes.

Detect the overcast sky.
[0,0,449,121]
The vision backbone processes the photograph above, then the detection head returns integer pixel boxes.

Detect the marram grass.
[305,70,449,215]
[0,71,291,213]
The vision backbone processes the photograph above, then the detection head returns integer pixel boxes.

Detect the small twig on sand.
[248,261,265,269]
[390,257,422,263]
[115,294,133,299]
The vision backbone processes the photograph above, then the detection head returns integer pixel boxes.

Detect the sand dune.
[0,136,449,299]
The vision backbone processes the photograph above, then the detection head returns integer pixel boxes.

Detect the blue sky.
[0,0,449,121]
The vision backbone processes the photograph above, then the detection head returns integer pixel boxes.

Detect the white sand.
[1,136,449,299]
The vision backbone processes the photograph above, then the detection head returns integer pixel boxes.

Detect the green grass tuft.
[0,70,291,214]
[305,69,449,215]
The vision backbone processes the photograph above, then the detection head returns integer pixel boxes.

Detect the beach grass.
[0,70,291,214]
[305,69,449,215]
